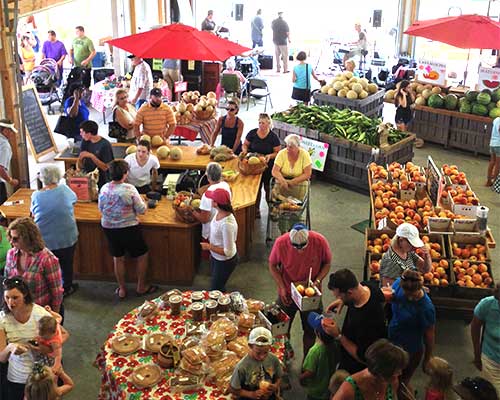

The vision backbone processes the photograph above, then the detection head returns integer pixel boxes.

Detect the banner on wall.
[478,66,500,91]
[298,136,329,172]
[417,60,447,86]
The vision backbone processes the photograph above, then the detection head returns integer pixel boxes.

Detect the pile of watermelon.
[426,88,500,118]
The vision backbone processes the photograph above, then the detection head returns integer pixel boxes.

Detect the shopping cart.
[266,178,311,246]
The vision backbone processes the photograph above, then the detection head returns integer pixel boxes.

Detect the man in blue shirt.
[251,9,264,48]
[63,83,89,141]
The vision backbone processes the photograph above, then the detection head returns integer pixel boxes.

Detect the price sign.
[417,60,447,86]
[297,136,329,172]
[174,81,188,93]
[478,66,500,91]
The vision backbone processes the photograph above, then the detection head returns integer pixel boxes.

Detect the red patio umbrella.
[106,23,251,62]
[404,14,500,49]
[404,14,500,84]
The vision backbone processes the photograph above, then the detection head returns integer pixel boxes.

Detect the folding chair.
[246,78,273,112]
[220,73,244,105]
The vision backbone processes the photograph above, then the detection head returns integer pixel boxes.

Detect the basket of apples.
[172,191,200,224]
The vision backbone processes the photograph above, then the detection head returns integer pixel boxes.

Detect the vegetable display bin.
[313,90,385,118]
[412,105,450,146]
[447,113,492,156]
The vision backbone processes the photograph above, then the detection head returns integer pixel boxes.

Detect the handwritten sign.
[174,81,188,93]
[478,66,500,91]
[417,60,447,86]
[298,136,329,172]
[152,59,163,71]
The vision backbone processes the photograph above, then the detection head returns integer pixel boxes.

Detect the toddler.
[31,315,63,372]
[425,356,454,400]
[25,363,74,400]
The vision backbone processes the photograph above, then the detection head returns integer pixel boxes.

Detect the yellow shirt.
[274,147,312,178]
[21,46,36,71]
[135,102,176,137]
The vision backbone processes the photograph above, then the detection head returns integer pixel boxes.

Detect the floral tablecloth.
[90,82,120,113]
[95,291,287,400]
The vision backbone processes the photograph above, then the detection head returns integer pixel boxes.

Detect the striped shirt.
[135,102,176,137]
[380,246,420,280]
[4,248,64,311]
[98,182,146,229]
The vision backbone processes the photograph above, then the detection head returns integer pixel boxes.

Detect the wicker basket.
[194,109,215,121]
[238,159,267,175]
[172,191,198,223]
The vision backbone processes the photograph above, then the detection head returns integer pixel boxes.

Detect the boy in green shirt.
[301,312,339,400]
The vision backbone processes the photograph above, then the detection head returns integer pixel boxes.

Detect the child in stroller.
[61,66,92,105]
[30,59,61,114]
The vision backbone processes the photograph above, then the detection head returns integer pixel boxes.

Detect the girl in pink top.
[31,316,63,373]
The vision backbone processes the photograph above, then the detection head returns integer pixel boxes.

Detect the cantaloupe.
[156,145,170,159]
[126,145,137,155]
[346,90,358,100]
[151,136,164,147]
[140,134,151,143]
[358,90,368,99]
[367,83,378,94]
[169,147,183,160]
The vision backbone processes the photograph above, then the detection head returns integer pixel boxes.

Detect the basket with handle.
[172,191,200,223]
[238,158,267,175]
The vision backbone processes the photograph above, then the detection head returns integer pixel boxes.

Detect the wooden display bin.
[448,113,492,156]
[452,261,495,300]
[313,90,385,118]
[412,106,450,146]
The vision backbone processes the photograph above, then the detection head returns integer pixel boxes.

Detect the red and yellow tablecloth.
[174,118,217,143]
[95,291,287,400]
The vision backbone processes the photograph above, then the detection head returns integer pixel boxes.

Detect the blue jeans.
[210,254,238,292]
[135,99,147,110]
[252,39,263,48]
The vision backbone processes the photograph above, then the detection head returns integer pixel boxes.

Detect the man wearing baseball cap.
[268,223,332,357]
[0,120,19,204]
[128,54,153,109]
[380,222,432,287]
[134,87,176,142]
[230,327,283,399]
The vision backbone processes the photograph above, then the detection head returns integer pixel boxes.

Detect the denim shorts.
[490,146,500,156]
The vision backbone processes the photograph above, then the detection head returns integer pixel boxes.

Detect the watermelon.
[459,97,469,106]
[476,92,491,105]
[472,103,488,116]
[444,94,458,110]
[488,102,497,111]
[481,88,492,96]
[492,89,500,103]
[465,90,479,102]
[428,94,444,108]
[489,107,500,118]
[459,102,472,114]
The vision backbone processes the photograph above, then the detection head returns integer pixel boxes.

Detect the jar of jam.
[205,299,218,319]
[191,302,205,322]
[217,295,231,312]
[208,290,223,301]
[169,295,182,316]
[191,291,205,303]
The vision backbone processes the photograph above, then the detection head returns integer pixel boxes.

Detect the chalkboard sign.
[22,85,57,161]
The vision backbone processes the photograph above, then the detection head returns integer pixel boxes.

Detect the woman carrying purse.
[110,89,137,142]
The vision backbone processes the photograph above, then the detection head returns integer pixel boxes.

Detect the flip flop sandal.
[136,285,159,297]
[115,287,127,300]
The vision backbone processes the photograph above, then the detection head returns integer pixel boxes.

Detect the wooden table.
[0,160,261,285]
[55,145,214,172]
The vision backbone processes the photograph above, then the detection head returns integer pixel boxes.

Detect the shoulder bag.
[291,64,311,103]
[108,108,129,141]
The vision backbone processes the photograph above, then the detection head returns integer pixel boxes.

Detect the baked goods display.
[98,290,287,398]
[110,335,141,355]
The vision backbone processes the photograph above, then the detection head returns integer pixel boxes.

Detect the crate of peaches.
[365,229,394,281]
[418,234,453,294]
[369,163,390,183]
[449,234,490,262]
[452,259,495,299]
[441,164,468,191]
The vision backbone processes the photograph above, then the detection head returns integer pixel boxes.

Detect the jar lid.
[191,291,204,301]
[209,290,222,299]
[191,302,204,311]
[169,295,182,303]
[205,300,218,308]
[218,296,231,305]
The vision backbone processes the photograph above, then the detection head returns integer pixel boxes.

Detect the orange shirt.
[135,102,176,137]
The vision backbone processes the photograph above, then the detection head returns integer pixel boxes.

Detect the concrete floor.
[26,70,499,399]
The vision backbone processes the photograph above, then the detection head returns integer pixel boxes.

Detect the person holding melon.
[379,223,432,288]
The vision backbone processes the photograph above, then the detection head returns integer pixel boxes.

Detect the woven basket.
[238,159,267,175]
[172,191,197,223]
[194,109,215,121]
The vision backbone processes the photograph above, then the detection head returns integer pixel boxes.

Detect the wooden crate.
[313,90,385,118]
[448,114,492,156]
[412,106,450,146]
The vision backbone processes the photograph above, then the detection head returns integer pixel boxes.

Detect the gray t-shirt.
[230,353,283,399]
[380,246,419,280]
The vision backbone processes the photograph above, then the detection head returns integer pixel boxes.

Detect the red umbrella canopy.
[107,23,251,61]
[404,14,500,49]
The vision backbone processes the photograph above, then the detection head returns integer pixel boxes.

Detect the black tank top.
[221,116,239,149]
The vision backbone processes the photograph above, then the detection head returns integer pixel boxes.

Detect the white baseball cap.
[396,223,424,248]
[248,327,273,346]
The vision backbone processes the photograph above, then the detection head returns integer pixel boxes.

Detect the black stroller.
[30,59,61,114]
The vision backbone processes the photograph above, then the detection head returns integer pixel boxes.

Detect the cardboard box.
[427,217,453,235]
[448,192,479,218]
[448,234,490,262]
[454,219,480,235]
[291,281,322,311]
[257,310,290,337]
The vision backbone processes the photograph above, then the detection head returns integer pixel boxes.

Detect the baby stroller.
[62,67,92,105]
[30,59,61,115]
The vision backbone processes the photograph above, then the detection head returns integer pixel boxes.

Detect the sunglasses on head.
[292,242,307,250]
[2,276,25,288]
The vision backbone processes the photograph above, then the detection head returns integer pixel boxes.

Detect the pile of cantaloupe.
[172,91,218,124]
[320,71,379,100]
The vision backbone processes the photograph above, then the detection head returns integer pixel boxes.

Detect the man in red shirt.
[268,223,332,357]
